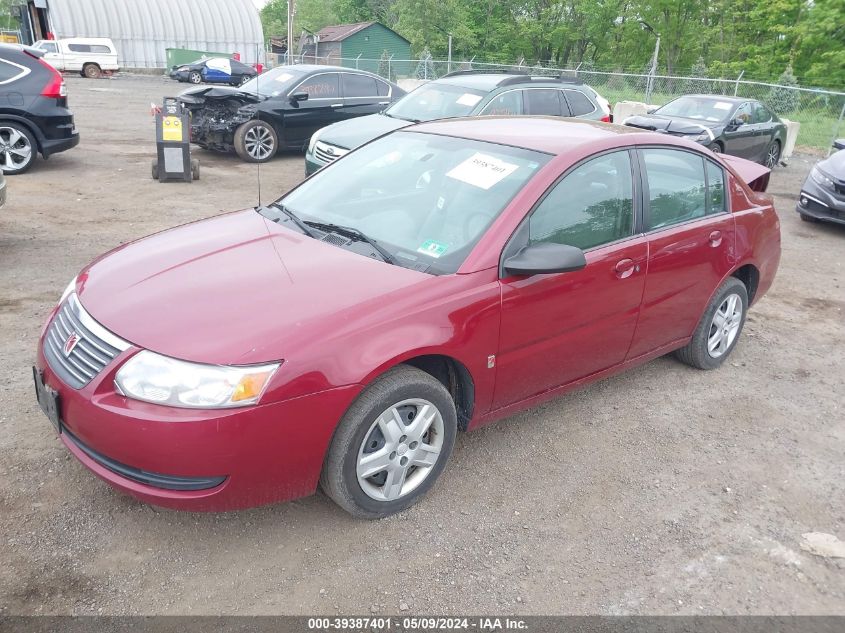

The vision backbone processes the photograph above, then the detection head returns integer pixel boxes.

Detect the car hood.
[178,85,264,106]
[75,210,430,365]
[319,113,412,150]
[817,148,845,179]
[624,113,722,135]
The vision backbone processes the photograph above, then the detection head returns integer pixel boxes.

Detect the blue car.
[169,57,258,86]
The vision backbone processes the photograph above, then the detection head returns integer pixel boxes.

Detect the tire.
[675,276,749,370]
[83,63,102,79]
[320,365,457,519]
[708,142,722,154]
[0,121,38,174]
[189,71,202,84]
[191,159,200,181]
[233,119,278,163]
[764,140,781,169]
[151,160,159,180]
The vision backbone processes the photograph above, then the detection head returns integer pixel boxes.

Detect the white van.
[32,38,119,78]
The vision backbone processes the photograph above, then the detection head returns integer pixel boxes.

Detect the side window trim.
[498,148,641,278]
[636,145,731,235]
[0,58,31,85]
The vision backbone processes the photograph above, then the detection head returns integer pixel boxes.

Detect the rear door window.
[376,79,391,96]
[642,148,708,230]
[342,73,379,98]
[524,89,563,116]
[295,73,340,99]
[563,90,596,116]
[752,103,772,123]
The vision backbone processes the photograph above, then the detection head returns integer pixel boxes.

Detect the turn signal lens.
[231,371,274,402]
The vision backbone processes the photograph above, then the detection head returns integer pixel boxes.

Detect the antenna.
[255,43,262,207]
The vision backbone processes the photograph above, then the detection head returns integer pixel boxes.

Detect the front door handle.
[614,258,638,279]
[709,230,723,247]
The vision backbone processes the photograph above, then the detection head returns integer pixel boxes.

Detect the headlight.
[307,127,323,155]
[811,166,835,190]
[115,351,280,409]
[59,277,76,306]
[685,131,711,142]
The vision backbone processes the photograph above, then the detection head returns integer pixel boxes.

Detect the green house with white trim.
[302,22,411,76]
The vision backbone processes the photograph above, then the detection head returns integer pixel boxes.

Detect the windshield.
[656,96,735,122]
[279,132,550,274]
[386,84,487,122]
[240,67,306,97]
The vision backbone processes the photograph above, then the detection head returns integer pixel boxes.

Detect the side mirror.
[289,92,309,104]
[728,117,744,130]
[503,242,587,277]
[646,106,658,114]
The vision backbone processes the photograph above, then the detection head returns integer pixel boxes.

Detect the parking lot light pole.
[639,20,660,104]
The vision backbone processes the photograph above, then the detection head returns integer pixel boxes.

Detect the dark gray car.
[624,95,787,168]
[305,71,609,175]
[797,142,845,226]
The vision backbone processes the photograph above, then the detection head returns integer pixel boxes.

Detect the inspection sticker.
[456,93,483,107]
[446,152,519,190]
[713,101,733,110]
[417,240,449,258]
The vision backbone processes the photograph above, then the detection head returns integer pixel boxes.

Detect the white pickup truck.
[32,38,119,78]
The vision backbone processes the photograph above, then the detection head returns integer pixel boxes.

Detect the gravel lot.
[1,75,843,616]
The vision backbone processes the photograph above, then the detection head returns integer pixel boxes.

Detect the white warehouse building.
[16,0,265,67]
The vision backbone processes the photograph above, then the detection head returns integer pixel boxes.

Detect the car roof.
[674,94,752,104]
[0,43,43,58]
[435,72,588,92]
[409,116,638,155]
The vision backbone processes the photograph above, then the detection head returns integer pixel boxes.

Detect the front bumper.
[796,178,845,225]
[305,152,324,176]
[35,309,361,511]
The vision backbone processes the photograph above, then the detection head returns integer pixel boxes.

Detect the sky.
[252,0,270,8]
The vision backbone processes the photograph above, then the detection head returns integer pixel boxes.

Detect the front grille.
[314,141,348,165]
[43,294,129,389]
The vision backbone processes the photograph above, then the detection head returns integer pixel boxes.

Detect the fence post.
[733,70,744,96]
[829,101,845,157]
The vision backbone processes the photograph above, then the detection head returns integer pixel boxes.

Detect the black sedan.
[178,65,405,163]
[169,57,258,86]
[797,142,845,226]
[624,95,787,168]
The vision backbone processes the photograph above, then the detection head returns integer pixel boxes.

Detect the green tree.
[767,66,800,114]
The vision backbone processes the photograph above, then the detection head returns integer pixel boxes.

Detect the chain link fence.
[266,53,845,152]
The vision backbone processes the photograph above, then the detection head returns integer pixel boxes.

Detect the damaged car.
[178,65,405,163]
[797,141,845,225]
[624,95,787,168]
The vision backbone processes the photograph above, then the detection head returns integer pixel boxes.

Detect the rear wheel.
[189,71,202,84]
[234,119,278,163]
[83,63,102,79]
[320,365,457,519]
[675,277,748,370]
[765,140,781,169]
[0,122,37,174]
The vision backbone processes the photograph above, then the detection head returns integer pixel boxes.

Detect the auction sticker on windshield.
[417,240,449,258]
[713,102,733,110]
[456,93,483,107]
[446,153,519,190]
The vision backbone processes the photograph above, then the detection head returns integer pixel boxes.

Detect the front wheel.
[320,366,457,519]
[189,71,202,84]
[675,277,749,370]
[708,142,722,154]
[233,119,278,163]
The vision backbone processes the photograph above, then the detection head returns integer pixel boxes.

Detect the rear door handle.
[709,230,723,247]
[614,258,638,279]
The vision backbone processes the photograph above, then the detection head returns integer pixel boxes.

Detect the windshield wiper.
[304,221,397,265]
[260,203,319,238]
[385,112,422,124]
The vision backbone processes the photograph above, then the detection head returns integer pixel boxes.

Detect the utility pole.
[448,33,452,74]
[639,20,660,104]
[287,0,295,65]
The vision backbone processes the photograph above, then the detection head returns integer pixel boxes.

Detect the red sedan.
[34,117,780,518]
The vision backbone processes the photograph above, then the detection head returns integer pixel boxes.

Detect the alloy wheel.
[244,125,275,160]
[765,143,780,168]
[708,293,743,358]
[356,398,445,502]
[0,126,33,172]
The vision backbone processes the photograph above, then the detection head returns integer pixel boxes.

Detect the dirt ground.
[1,75,843,616]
